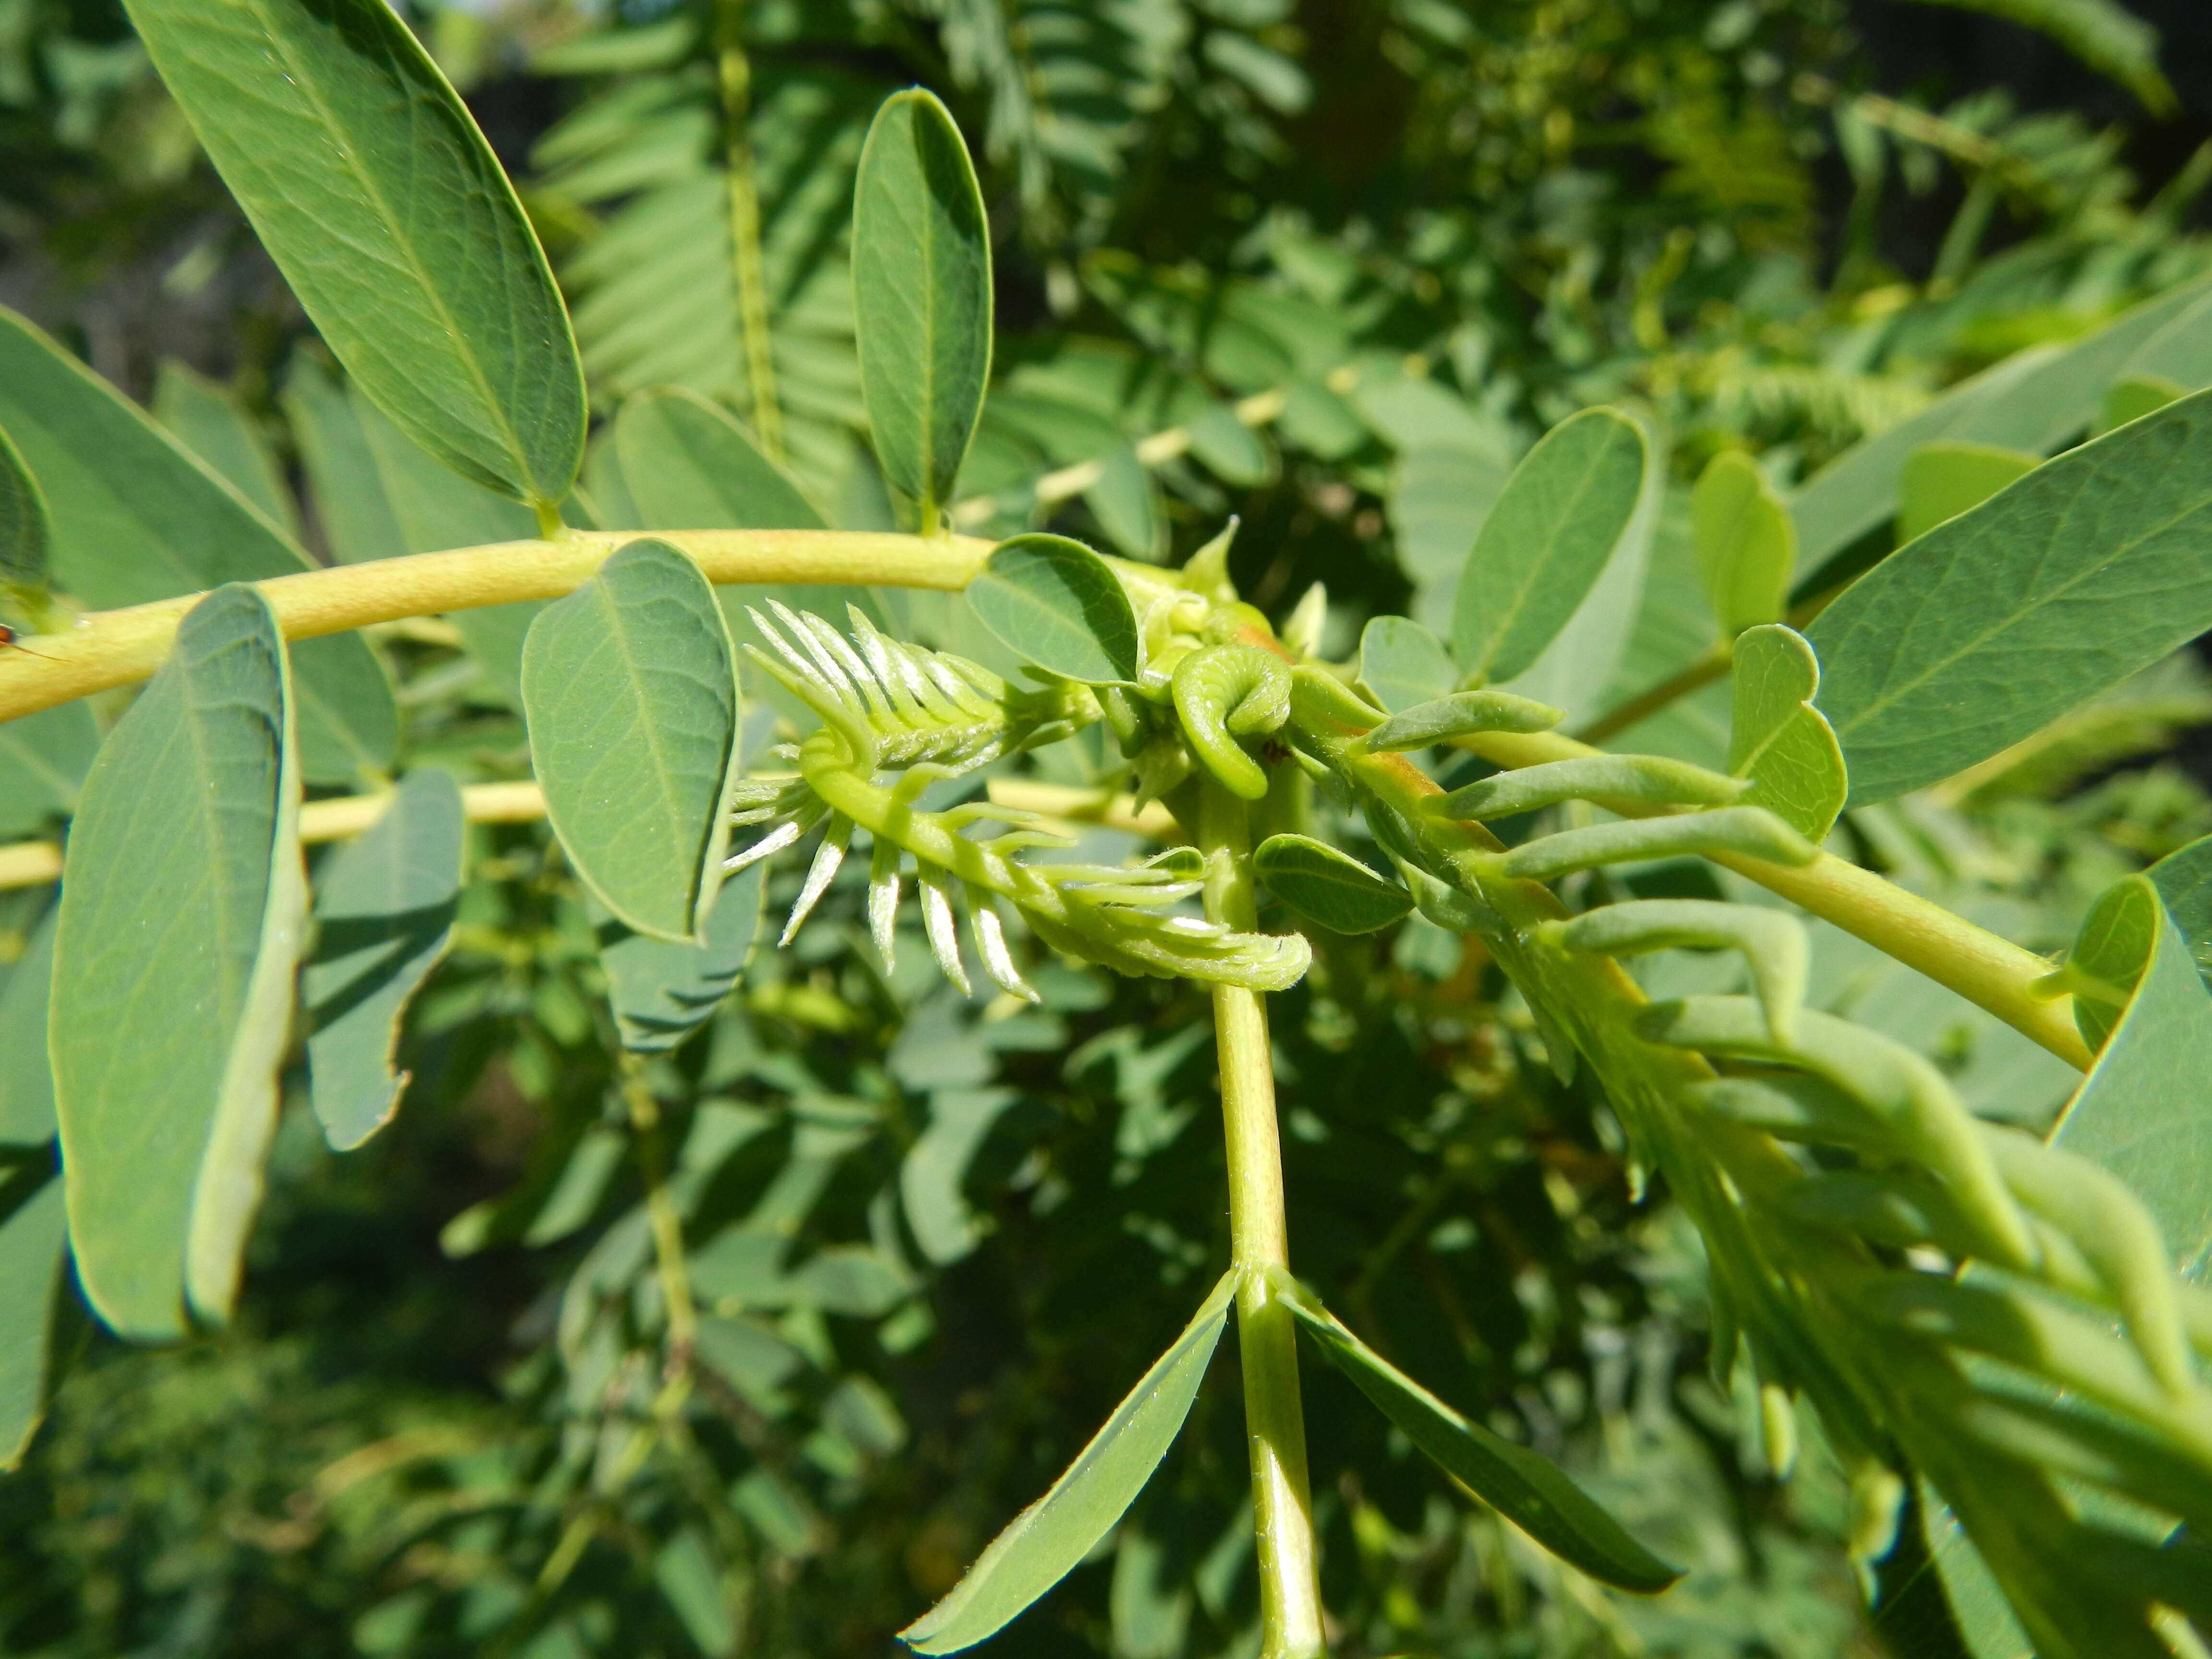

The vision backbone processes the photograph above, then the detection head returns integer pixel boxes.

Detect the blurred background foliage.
[4,0,2212,1655]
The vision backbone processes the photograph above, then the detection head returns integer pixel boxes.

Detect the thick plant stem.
[1200,779,1325,1659]
[0,529,992,725]
[716,0,783,460]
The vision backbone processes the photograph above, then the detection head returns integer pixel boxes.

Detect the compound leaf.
[122,0,585,506]
[1693,450,1792,633]
[0,308,396,786]
[901,1271,1233,1655]
[1810,389,2212,804]
[304,769,467,1151]
[525,541,742,943]
[967,533,1140,685]
[1256,834,1412,934]
[853,89,992,528]
[597,859,767,1053]
[1272,1273,1680,1593]
[1452,407,1647,684]
[52,586,306,1341]
[1896,442,2040,546]
[1729,625,1846,840]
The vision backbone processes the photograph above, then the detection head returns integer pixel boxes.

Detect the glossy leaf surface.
[52,587,305,1340]
[1256,834,1412,934]
[1273,1273,1680,1592]
[1810,389,2212,803]
[598,860,766,1053]
[2052,903,2212,1279]
[901,1272,1234,1654]
[0,308,396,785]
[1452,407,1647,683]
[305,770,466,1151]
[1729,625,1846,840]
[123,0,585,505]
[968,534,1141,685]
[853,89,992,524]
[525,542,742,942]
[1692,450,1791,633]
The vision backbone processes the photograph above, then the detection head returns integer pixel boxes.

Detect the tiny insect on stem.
[0,624,56,661]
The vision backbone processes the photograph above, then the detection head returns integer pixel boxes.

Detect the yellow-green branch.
[0,529,992,725]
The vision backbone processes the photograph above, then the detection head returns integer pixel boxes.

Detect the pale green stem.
[621,1052,698,1371]
[717,0,783,461]
[0,529,992,726]
[1200,777,1325,1659]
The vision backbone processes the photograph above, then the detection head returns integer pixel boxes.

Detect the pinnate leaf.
[854,90,992,528]
[1452,407,1647,684]
[1729,625,1846,840]
[525,541,743,943]
[0,308,396,786]
[122,0,585,506]
[52,586,306,1340]
[1270,1272,1681,1592]
[968,534,1140,685]
[1692,450,1792,633]
[901,1272,1235,1654]
[1810,389,2212,804]
[1256,834,1412,934]
[1896,441,2039,546]
[305,769,467,1151]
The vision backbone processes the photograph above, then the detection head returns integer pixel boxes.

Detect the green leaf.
[597,859,767,1053]
[52,586,306,1341]
[1692,450,1793,633]
[1896,442,2040,546]
[901,1271,1234,1655]
[1790,275,2212,580]
[2101,373,2184,434]
[0,701,97,840]
[2144,833,2212,991]
[1729,625,1846,840]
[122,0,585,506]
[1256,834,1412,934]
[1923,1485,2034,1659]
[1271,1272,1680,1593]
[304,769,466,1151]
[2052,897,2212,1278]
[852,89,992,528]
[1452,407,1648,684]
[0,902,58,1144]
[1809,388,2212,804]
[0,309,397,787]
[153,360,296,536]
[1358,616,1458,713]
[967,534,1140,685]
[354,387,543,706]
[1906,0,2173,114]
[281,359,408,565]
[524,541,743,943]
[614,388,826,531]
[2066,874,2160,1053]
[0,1162,67,1469]
[0,420,48,590]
